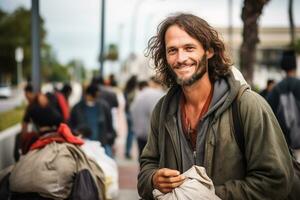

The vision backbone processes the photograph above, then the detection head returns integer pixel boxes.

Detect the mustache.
[173,54,207,69]
[173,62,195,69]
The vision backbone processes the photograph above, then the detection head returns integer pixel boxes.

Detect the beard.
[172,55,207,86]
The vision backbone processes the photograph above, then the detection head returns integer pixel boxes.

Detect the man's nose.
[177,50,188,64]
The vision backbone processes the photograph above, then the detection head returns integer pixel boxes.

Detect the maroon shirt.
[181,88,213,150]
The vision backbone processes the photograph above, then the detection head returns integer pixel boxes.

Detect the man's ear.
[206,48,214,59]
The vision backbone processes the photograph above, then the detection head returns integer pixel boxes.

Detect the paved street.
[0,87,24,113]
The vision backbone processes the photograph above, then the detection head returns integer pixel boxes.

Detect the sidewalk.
[116,158,140,200]
[113,102,140,200]
[115,138,140,200]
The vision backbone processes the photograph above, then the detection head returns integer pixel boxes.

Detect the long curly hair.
[145,13,232,87]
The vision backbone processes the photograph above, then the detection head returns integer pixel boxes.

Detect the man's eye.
[168,49,176,54]
[186,47,194,51]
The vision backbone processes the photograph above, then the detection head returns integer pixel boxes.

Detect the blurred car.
[0,84,12,98]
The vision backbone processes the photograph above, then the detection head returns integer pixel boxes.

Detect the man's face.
[165,25,212,86]
[25,91,35,103]
[85,93,97,107]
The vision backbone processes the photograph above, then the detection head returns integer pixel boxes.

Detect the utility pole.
[31,0,41,92]
[99,0,106,77]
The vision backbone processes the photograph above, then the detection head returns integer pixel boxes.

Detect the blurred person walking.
[70,84,115,157]
[267,49,300,161]
[92,76,119,112]
[21,83,36,135]
[123,75,138,159]
[130,77,165,158]
[92,76,119,150]
[137,13,293,200]
[23,83,36,104]
[108,74,118,87]
[15,83,37,161]
[259,79,275,99]
[46,84,72,123]
[61,83,73,104]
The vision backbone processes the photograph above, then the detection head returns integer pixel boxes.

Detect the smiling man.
[137,13,293,200]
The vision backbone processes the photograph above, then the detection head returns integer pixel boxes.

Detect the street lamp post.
[15,47,24,87]
[31,0,41,92]
[99,0,106,77]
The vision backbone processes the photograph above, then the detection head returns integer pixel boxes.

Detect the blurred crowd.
[0,70,166,199]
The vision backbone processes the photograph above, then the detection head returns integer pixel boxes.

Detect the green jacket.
[138,67,293,200]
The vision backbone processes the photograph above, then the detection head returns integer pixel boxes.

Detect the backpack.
[231,88,300,199]
[0,173,10,200]
[277,92,300,149]
[69,169,100,200]
[0,170,100,200]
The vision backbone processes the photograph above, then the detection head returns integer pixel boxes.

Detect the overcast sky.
[1,0,300,70]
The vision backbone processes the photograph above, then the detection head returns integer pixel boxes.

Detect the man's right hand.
[152,168,185,193]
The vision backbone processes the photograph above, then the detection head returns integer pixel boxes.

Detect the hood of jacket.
[160,66,249,123]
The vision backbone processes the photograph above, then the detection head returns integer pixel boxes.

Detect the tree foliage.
[0,7,74,84]
[66,59,86,82]
[295,39,300,54]
[105,43,119,61]
[0,7,47,82]
[41,45,70,82]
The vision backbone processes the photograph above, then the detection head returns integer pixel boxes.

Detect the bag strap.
[232,85,248,156]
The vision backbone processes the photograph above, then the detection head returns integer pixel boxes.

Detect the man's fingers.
[152,168,186,192]
[159,168,180,177]
[159,179,185,189]
[157,175,185,184]
[168,175,185,183]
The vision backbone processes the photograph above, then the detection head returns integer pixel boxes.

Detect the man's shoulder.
[278,76,300,86]
[237,89,275,118]
[97,99,110,109]
[274,77,300,95]
[101,88,117,100]
[151,87,180,115]
[72,101,84,109]
[238,89,267,107]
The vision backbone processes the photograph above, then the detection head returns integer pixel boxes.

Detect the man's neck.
[286,69,297,77]
[182,72,212,109]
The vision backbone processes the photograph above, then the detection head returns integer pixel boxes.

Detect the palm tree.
[288,0,295,47]
[240,0,270,85]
